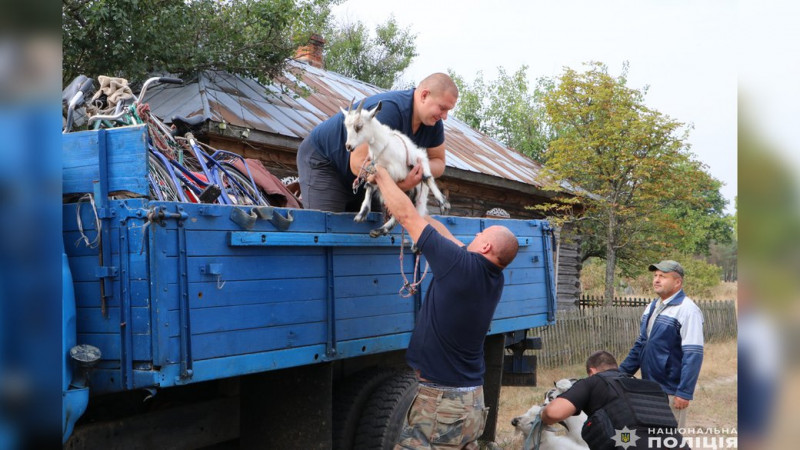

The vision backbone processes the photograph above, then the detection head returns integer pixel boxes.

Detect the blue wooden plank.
[73,280,122,309]
[155,344,332,388]
[184,230,334,257]
[183,278,327,309]
[74,281,103,308]
[75,281,150,309]
[335,294,414,320]
[63,231,102,257]
[62,125,148,195]
[76,306,151,334]
[493,298,551,319]
[184,254,327,282]
[169,204,328,233]
[497,283,548,303]
[334,273,419,299]
[189,300,327,335]
[503,266,548,285]
[332,252,409,277]
[334,333,412,359]
[336,313,415,340]
[189,322,327,360]
[77,332,151,361]
[67,250,148,283]
[488,314,552,335]
[230,231,411,248]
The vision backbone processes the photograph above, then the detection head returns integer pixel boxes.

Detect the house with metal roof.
[144,58,583,308]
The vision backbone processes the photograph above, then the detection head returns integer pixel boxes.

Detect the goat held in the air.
[341,100,450,237]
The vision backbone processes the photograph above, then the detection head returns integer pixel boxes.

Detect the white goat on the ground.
[341,100,450,237]
[511,378,589,450]
[511,404,589,450]
[543,378,588,448]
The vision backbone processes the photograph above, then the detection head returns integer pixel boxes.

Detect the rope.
[352,156,375,194]
[394,133,414,168]
[523,413,544,450]
[75,193,107,318]
[75,193,101,248]
[398,227,429,298]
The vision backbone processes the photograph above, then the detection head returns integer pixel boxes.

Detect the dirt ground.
[491,339,737,449]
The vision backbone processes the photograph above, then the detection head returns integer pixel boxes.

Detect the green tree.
[538,62,726,305]
[450,66,554,162]
[62,0,334,86]
[323,15,417,89]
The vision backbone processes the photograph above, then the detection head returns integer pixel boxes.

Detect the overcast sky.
[331,0,739,213]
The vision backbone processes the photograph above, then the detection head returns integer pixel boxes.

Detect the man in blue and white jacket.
[620,260,704,428]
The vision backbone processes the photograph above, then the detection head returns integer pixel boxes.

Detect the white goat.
[543,378,588,448]
[511,404,589,450]
[511,378,589,450]
[340,100,450,237]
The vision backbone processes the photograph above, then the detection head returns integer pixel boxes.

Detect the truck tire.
[333,367,395,450]
[353,371,418,450]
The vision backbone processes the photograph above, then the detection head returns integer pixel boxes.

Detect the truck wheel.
[333,367,395,450]
[353,371,418,450]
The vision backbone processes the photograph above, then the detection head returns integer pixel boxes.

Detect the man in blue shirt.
[619,260,704,429]
[296,73,457,212]
[368,166,519,449]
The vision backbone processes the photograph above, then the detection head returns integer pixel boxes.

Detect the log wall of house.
[554,223,583,310]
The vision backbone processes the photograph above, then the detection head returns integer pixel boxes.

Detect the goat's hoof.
[440,201,451,214]
[354,213,367,223]
[369,228,388,238]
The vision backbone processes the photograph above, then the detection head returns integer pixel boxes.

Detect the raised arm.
[371,166,428,242]
[423,216,463,247]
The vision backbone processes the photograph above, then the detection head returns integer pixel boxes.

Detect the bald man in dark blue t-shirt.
[296,73,457,212]
[368,166,519,449]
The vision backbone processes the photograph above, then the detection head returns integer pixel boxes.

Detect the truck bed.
[62,126,556,396]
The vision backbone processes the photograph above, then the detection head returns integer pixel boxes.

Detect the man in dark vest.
[541,351,684,450]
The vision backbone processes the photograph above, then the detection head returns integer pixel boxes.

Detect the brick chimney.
[294,34,325,69]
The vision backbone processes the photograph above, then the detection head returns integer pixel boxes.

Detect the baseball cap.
[648,260,684,277]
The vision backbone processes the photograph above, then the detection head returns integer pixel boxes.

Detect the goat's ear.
[370,101,382,119]
[340,107,348,116]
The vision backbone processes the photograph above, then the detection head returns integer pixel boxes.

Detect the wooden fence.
[579,295,652,308]
[534,300,737,369]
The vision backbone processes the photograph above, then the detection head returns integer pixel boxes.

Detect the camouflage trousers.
[394,384,489,449]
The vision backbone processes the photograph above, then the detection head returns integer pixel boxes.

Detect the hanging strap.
[398,227,429,298]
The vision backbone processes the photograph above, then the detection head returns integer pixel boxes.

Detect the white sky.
[331,0,740,213]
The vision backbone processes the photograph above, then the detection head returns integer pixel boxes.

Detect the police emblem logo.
[612,426,640,449]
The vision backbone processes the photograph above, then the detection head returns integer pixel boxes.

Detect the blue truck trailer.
[61,125,556,448]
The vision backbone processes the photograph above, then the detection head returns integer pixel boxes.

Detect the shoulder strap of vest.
[595,371,630,399]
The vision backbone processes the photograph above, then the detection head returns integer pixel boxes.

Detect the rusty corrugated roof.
[145,61,546,187]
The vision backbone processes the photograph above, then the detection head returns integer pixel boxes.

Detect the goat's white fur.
[340,100,449,237]
[511,404,589,450]
[511,378,589,450]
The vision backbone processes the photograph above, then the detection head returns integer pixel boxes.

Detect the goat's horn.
[347,98,354,112]
[356,98,364,114]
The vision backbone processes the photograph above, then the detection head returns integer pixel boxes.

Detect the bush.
[580,256,723,299]
[680,258,723,298]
